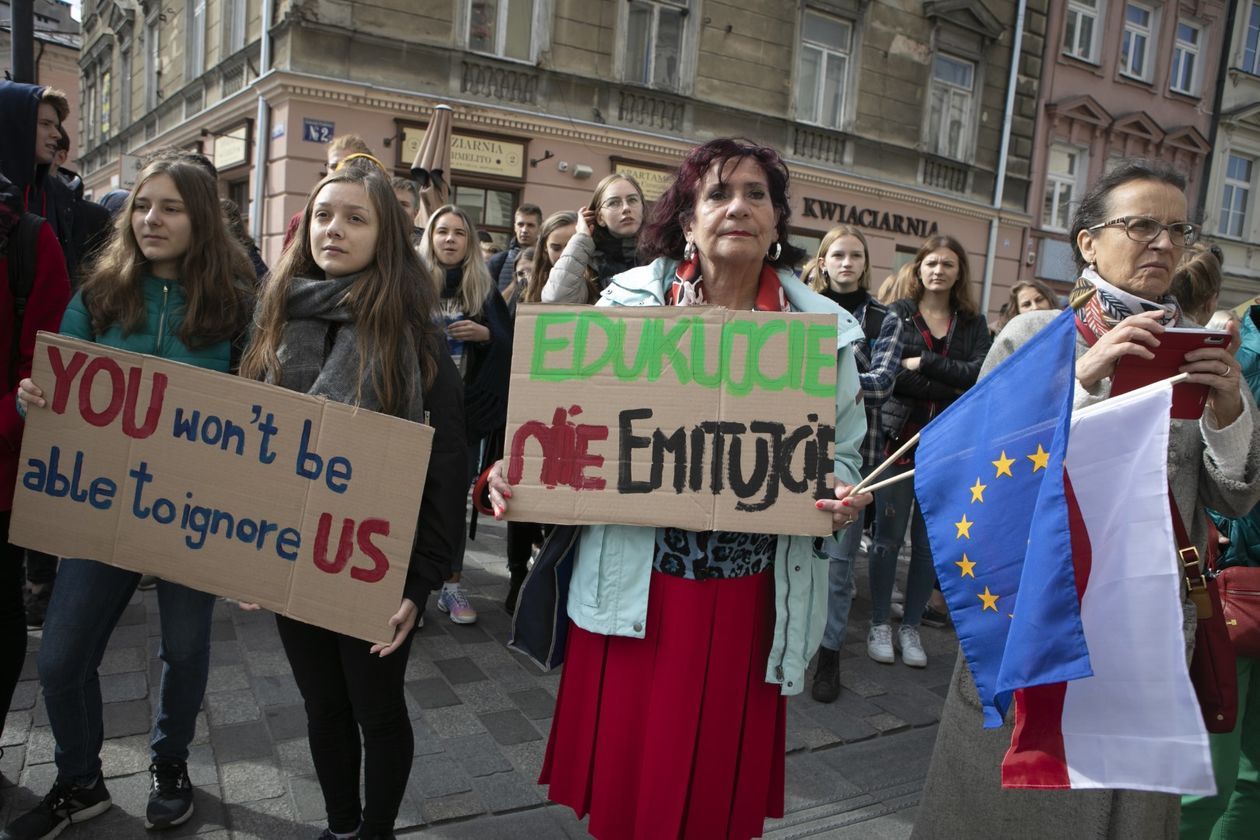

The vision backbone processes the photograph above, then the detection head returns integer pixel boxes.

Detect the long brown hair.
[526,211,589,303]
[909,234,978,317]
[240,161,439,415]
[80,157,253,346]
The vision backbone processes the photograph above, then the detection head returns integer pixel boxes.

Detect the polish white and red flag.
[1000,382,1216,795]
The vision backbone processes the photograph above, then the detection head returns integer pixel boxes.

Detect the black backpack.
[6,212,44,384]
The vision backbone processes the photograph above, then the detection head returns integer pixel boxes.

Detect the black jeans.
[0,513,29,737]
[276,614,415,835]
[24,549,57,586]
[506,521,545,578]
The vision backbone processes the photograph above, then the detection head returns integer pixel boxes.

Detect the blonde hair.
[328,134,373,158]
[876,263,918,304]
[807,225,872,293]
[419,204,495,319]
[240,160,439,414]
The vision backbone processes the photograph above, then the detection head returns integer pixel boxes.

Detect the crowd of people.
[2,74,1259,840]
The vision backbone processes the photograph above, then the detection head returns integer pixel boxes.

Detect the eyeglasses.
[1087,216,1199,246]
[600,195,642,211]
[514,269,531,282]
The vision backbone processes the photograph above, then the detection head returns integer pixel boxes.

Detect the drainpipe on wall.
[980,0,1027,318]
[1195,0,1239,224]
[249,0,275,244]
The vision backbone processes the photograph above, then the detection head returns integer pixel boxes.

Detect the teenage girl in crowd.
[240,160,466,840]
[868,235,991,669]
[418,204,512,624]
[8,155,254,840]
[806,225,904,703]
[523,211,580,303]
[542,173,646,303]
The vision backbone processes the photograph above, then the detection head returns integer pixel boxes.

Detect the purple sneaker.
[437,584,478,624]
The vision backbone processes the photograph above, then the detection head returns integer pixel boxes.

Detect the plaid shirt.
[849,298,904,470]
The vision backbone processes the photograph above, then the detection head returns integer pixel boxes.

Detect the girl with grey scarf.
[240,161,467,840]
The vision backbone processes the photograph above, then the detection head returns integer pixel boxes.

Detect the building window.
[225,0,246,54]
[84,73,97,146]
[100,68,111,139]
[927,53,975,161]
[468,0,535,62]
[624,0,688,92]
[145,16,160,110]
[1220,153,1254,239]
[1244,1,1260,75]
[1063,0,1103,62]
[187,0,206,78]
[453,184,518,248]
[1170,20,1202,95]
[795,10,852,130]
[1120,2,1155,81]
[1042,145,1086,232]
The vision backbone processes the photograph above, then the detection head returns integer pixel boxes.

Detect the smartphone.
[1111,327,1230,420]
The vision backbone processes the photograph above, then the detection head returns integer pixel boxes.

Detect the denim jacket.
[564,257,866,695]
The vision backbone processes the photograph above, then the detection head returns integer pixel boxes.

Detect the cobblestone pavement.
[1,518,955,838]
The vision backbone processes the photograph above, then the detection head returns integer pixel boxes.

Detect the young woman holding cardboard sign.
[8,154,254,839]
[485,138,874,840]
[241,160,466,840]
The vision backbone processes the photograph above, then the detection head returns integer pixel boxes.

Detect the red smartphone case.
[1111,328,1229,420]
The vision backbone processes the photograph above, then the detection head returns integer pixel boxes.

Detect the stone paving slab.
[2,520,939,839]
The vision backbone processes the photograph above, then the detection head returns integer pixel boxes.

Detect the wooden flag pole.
[851,431,921,496]
[855,469,916,496]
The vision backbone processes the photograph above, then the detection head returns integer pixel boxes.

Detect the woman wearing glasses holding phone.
[914,160,1260,840]
[541,173,647,304]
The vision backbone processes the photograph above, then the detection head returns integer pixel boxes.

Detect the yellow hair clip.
[334,153,388,172]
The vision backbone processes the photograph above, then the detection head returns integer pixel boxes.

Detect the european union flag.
[914,308,1092,728]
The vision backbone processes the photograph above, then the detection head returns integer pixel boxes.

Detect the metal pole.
[9,0,35,83]
[249,0,276,245]
[980,0,1028,319]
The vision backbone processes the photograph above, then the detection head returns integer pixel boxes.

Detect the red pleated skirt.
[539,569,786,840]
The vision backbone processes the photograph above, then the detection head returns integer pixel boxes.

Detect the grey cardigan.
[912,309,1260,840]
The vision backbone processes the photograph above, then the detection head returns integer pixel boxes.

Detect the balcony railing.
[460,59,537,105]
[921,155,970,193]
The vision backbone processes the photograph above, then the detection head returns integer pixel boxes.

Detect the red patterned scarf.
[1069,266,1181,341]
[667,254,791,312]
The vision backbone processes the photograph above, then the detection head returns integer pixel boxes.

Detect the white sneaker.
[897,625,927,668]
[867,624,894,664]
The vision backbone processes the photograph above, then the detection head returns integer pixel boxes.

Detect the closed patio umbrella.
[410,104,453,227]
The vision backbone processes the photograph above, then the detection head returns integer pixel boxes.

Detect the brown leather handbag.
[1179,501,1238,733]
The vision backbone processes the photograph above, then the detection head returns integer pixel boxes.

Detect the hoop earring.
[683,240,697,261]
[768,241,782,261]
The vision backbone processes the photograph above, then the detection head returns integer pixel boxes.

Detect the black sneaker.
[921,606,949,629]
[145,760,194,830]
[0,776,111,839]
[23,588,51,628]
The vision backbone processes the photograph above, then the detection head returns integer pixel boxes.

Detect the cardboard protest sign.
[9,333,433,644]
[504,305,838,536]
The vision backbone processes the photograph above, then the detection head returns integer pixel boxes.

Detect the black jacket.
[488,240,521,292]
[405,335,468,601]
[0,82,111,285]
[880,298,991,440]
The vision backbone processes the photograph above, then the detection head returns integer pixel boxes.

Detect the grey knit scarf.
[274,274,424,420]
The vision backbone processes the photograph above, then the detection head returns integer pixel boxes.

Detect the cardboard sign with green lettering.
[504,305,839,536]
[9,333,433,644]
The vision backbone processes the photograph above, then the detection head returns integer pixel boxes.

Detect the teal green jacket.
[1215,305,1260,568]
[564,257,867,695]
[59,276,234,371]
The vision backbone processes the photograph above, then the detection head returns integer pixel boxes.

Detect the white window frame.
[145,14,160,110]
[1243,1,1260,75]
[1170,19,1202,95]
[224,0,247,55]
[795,8,854,130]
[1063,0,1104,63]
[119,37,132,128]
[1042,144,1088,232]
[84,70,97,147]
[463,0,549,64]
[186,0,206,79]
[926,53,976,162]
[616,0,695,94]
[1220,152,1254,239]
[1120,1,1156,82]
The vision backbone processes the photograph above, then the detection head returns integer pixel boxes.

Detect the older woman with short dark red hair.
[486,138,872,840]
